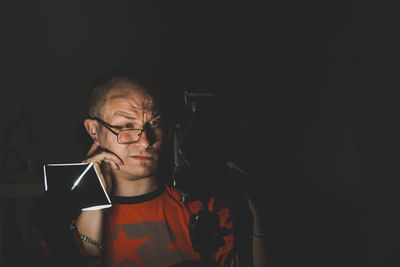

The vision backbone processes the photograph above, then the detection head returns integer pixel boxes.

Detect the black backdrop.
[2,0,395,266]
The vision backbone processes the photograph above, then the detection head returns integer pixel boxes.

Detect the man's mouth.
[130,155,153,161]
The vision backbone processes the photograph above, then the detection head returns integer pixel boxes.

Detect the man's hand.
[82,143,124,194]
[244,195,267,267]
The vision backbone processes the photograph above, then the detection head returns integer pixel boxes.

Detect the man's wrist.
[253,232,265,239]
[80,233,103,250]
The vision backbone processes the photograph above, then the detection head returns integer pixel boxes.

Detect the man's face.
[96,84,163,181]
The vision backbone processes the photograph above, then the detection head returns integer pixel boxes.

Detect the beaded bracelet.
[253,232,265,239]
[80,234,103,250]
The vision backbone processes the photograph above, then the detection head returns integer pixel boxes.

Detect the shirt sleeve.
[210,197,235,267]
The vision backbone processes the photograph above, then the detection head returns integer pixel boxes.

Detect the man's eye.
[148,120,161,127]
[121,123,134,128]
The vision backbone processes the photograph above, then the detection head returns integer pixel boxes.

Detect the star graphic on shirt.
[103,222,192,267]
[104,224,147,266]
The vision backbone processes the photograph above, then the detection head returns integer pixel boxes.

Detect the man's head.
[84,70,167,181]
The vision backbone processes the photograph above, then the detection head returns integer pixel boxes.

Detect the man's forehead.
[103,86,159,116]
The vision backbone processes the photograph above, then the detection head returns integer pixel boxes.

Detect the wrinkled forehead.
[101,82,159,119]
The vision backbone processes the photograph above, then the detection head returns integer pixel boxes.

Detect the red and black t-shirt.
[100,185,234,267]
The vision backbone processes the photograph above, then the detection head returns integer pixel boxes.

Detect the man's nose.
[135,130,152,147]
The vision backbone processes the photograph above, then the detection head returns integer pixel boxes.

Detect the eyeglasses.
[92,117,171,144]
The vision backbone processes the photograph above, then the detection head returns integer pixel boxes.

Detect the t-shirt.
[100,185,234,267]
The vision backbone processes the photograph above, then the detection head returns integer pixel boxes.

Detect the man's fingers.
[102,154,124,166]
[244,194,261,217]
[83,151,124,167]
[82,147,122,195]
[103,159,120,170]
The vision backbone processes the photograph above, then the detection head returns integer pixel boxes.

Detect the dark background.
[0,0,394,266]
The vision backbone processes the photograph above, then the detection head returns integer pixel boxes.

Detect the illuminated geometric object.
[43,162,112,211]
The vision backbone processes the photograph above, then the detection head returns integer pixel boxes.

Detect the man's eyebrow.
[151,112,161,119]
[113,111,137,120]
[112,111,161,120]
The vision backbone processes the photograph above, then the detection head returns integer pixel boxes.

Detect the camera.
[172,88,228,201]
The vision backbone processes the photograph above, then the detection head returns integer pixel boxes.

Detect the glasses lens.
[118,129,142,144]
[118,127,171,144]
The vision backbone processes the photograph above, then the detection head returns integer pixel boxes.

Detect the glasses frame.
[92,117,171,144]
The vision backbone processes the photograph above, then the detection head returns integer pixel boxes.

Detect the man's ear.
[83,118,100,146]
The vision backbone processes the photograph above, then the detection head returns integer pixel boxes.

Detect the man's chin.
[118,166,157,180]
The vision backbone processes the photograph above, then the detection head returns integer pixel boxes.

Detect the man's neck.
[112,175,160,197]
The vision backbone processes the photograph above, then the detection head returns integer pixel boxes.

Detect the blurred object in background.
[0,102,62,267]
[0,102,60,183]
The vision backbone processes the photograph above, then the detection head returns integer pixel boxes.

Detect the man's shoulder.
[163,185,232,214]
[162,184,196,207]
[163,184,183,200]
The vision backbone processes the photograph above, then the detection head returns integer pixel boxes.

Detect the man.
[37,70,266,266]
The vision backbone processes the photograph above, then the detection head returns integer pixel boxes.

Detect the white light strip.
[43,164,48,191]
[82,204,112,211]
[71,162,94,191]
[93,164,112,204]
[47,162,88,166]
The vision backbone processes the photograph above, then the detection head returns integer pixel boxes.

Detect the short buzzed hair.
[87,69,158,118]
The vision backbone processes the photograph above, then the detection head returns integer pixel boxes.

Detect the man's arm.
[75,209,105,264]
[227,197,267,267]
[225,161,267,267]
[247,197,267,267]
[75,144,123,265]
